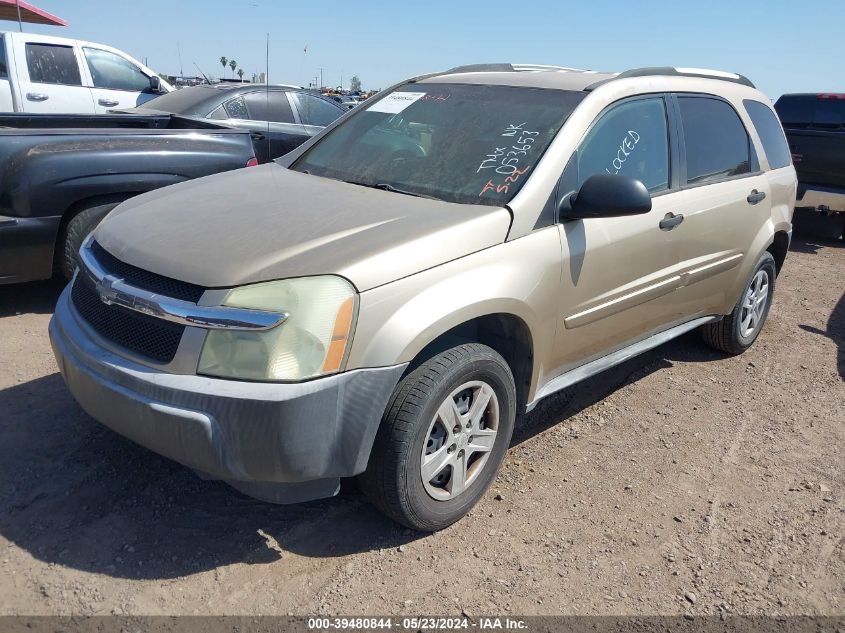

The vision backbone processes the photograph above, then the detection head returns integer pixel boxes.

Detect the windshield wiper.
[344,180,440,200]
[373,183,435,198]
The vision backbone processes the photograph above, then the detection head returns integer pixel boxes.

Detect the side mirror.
[149,75,164,94]
[561,173,652,220]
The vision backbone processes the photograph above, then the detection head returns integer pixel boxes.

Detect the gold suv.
[50,64,797,530]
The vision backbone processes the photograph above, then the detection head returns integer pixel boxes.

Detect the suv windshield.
[291,83,584,205]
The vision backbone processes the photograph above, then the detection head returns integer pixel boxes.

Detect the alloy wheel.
[421,380,499,501]
[740,269,769,338]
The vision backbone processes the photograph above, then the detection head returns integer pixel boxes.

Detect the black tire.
[701,251,776,354]
[58,203,119,281]
[359,343,516,531]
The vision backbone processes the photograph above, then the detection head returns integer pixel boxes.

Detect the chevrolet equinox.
[50,64,797,530]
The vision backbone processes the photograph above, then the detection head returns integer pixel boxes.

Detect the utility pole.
[319,67,323,90]
[15,0,22,32]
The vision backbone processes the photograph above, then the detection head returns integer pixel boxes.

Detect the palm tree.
[219,56,228,78]
[229,59,237,77]
[237,68,245,82]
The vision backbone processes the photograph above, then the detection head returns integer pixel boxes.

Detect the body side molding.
[564,252,744,329]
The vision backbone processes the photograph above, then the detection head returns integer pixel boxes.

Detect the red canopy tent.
[0,0,66,27]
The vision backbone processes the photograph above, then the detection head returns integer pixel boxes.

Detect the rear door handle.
[659,212,684,231]
[26,92,48,102]
[747,190,766,205]
[98,98,120,107]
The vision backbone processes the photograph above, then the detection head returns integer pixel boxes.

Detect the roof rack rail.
[444,63,516,74]
[585,66,755,91]
[510,63,591,73]
[442,63,591,75]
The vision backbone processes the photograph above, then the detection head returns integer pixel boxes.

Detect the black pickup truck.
[0,113,258,284]
[774,93,845,239]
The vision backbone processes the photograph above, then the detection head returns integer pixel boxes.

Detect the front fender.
[346,227,563,402]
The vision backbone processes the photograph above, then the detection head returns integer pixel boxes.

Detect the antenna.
[265,33,270,161]
[193,62,210,84]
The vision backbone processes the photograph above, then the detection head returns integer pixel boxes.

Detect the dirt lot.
[0,224,842,618]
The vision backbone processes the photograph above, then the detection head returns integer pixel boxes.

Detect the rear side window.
[744,100,791,169]
[0,38,7,78]
[243,90,294,123]
[293,93,342,127]
[83,47,150,92]
[25,43,82,85]
[678,97,751,185]
[577,97,670,193]
[224,96,248,119]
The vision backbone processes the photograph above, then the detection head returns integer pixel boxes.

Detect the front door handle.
[747,190,766,205]
[98,98,120,107]
[250,131,266,141]
[26,92,48,102]
[659,212,684,231]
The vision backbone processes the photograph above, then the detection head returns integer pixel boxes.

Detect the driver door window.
[82,47,154,112]
[577,98,670,193]
[83,47,149,92]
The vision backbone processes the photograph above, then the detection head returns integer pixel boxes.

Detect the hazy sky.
[7,0,843,98]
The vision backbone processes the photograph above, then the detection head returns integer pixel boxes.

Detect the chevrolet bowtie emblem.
[94,275,162,319]
[96,276,121,305]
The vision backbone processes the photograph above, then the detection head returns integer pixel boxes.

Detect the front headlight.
[198,276,356,381]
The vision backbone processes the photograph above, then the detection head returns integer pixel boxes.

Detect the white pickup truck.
[0,31,172,113]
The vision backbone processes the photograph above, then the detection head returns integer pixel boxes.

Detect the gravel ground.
[0,222,842,617]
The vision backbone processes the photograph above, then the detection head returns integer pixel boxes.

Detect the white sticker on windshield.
[367,91,426,114]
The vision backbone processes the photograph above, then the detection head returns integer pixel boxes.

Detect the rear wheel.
[360,343,516,531]
[57,202,120,281]
[701,251,776,354]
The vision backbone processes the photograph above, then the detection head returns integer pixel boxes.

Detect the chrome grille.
[70,245,199,363]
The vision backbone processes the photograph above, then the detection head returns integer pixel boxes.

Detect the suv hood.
[94,164,511,292]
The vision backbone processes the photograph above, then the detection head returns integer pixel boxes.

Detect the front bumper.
[49,286,406,503]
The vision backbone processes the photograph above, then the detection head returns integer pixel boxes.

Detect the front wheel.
[359,343,516,531]
[701,251,776,354]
